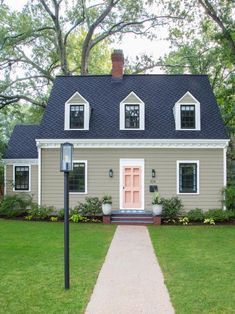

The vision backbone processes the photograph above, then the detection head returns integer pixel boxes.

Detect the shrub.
[0,194,32,217]
[187,208,204,222]
[70,214,87,223]
[101,194,112,204]
[204,209,234,222]
[74,197,102,216]
[50,216,58,222]
[222,186,235,211]
[152,192,163,205]
[28,203,53,219]
[204,218,215,225]
[179,217,189,225]
[161,197,183,219]
[57,208,64,219]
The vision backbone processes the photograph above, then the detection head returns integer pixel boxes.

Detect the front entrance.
[120,159,144,210]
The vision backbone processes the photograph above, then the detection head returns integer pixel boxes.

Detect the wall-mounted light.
[152,169,156,178]
[109,169,113,178]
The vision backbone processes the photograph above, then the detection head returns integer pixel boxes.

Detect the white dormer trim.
[64,91,90,131]
[174,91,201,131]
[120,91,145,130]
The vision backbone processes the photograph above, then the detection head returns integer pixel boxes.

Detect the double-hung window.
[120,92,145,130]
[180,105,195,129]
[14,166,30,191]
[69,161,87,193]
[177,161,199,194]
[70,105,84,129]
[174,92,200,131]
[64,91,90,130]
[125,105,140,129]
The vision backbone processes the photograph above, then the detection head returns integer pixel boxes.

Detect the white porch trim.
[38,146,41,205]
[4,164,6,196]
[119,158,145,210]
[36,138,229,149]
[3,159,38,165]
[223,146,227,210]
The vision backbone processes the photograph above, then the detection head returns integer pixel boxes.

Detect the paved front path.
[85,226,174,314]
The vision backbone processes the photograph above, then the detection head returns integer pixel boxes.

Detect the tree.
[0,0,180,110]
[161,0,235,185]
[160,0,234,133]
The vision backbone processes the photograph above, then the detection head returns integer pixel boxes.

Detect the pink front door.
[123,166,141,209]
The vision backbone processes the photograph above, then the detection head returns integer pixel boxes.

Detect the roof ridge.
[56,74,208,78]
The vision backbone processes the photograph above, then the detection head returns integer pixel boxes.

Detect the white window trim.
[13,164,31,192]
[4,164,6,196]
[69,160,88,195]
[120,92,145,130]
[174,91,201,131]
[176,160,200,195]
[64,92,90,131]
[119,158,145,210]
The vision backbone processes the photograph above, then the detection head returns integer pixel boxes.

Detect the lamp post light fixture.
[60,143,74,289]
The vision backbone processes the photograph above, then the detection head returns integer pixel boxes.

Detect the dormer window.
[70,105,84,129]
[174,92,200,131]
[180,105,195,129]
[120,92,144,130]
[64,92,90,131]
[125,105,140,129]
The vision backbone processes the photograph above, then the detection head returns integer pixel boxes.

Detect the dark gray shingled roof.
[4,125,39,159]
[5,74,228,159]
[37,74,228,140]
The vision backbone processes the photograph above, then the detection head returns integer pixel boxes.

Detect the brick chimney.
[111,49,124,80]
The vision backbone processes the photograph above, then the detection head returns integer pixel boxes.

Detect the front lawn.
[0,220,115,314]
[149,226,235,314]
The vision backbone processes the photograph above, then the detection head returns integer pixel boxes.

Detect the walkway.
[85,226,174,314]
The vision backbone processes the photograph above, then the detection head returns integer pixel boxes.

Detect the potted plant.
[152,192,163,216]
[101,194,112,215]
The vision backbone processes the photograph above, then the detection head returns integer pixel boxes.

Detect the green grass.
[0,220,116,314]
[149,226,235,314]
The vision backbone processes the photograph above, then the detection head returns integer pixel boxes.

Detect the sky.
[4,0,170,68]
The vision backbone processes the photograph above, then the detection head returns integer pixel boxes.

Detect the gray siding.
[41,148,224,211]
[6,165,38,202]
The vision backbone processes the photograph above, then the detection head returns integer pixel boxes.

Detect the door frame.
[119,159,145,210]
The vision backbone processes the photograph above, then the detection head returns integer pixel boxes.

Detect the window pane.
[181,105,195,129]
[69,163,86,193]
[70,105,84,129]
[125,105,140,129]
[15,166,29,190]
[179,163,197,193]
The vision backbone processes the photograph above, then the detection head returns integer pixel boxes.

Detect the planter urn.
[152,204,163,216]
[102,203,112,215]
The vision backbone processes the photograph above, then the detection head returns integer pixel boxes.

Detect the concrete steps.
[111,211,154,225]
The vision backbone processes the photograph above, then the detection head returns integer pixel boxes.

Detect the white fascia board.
[36,138,229,149]
[2,159,38,165]
[176,91,200,104]
[65,91,89,105]
[120,91,144,104]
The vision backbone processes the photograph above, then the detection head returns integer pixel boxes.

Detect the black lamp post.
[60,142,73,289]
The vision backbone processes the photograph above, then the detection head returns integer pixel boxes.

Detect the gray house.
[3,50,229,214]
